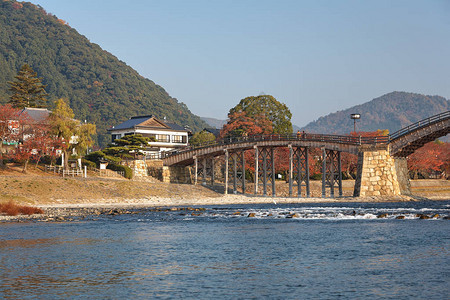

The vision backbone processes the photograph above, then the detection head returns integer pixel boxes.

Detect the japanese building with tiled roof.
[108,115,189,157]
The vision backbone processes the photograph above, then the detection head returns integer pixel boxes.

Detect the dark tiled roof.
[165,122,186,131]
[204,128,221,137]
[110,116,150,130]
[109,115,188,132]
[20,108,50,123]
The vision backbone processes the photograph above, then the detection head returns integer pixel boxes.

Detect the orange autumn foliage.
[0,201,44,216]
[407,140,449,178]
[219,111,273,138]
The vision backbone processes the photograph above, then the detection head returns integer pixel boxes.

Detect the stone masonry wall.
[166,166,193,184]
[147,160,164,181]
[394,157,411,195]
[122,160,148,177]
[146,163,193,183]
[122,159,193,183]
[353,149,401,197]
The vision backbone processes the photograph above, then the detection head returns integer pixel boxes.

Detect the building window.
[143,133,156,141]
[156,134,170,143]
[111,134,121,142]
[172,135,186,143]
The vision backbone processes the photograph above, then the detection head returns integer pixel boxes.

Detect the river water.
[1,201,449,299]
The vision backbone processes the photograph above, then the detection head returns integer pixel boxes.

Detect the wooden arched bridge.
[162,111,450,197]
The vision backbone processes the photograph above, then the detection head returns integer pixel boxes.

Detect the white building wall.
[109,128,188,151]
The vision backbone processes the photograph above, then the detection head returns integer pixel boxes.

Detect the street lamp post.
[350,113,360,133]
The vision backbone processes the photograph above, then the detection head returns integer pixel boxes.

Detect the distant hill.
[202,92,449,135]
[300,92,449,135]
[0,1,207,146]
[200,117,227,129]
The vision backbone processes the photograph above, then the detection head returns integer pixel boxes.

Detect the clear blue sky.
[28,0,450,127]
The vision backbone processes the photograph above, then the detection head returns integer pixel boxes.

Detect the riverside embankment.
[1,165,449,221]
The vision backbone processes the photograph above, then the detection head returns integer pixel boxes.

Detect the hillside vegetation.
[301,92,449,134]
[0,0,206,146]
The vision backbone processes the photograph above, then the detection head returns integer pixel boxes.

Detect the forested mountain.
[300,92,449,135]
[0,0,206,146]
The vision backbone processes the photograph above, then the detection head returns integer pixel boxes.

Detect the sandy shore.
[36,193,422,209]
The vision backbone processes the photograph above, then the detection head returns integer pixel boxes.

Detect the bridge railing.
[162,133,389,158]
[389,111,450,141]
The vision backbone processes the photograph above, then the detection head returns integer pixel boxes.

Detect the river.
[1,201,449,299]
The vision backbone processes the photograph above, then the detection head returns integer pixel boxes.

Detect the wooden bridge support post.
[242,150,246,195]
[194,156,198,185]
[338,151,343,197]
[289,145,293,197]
[271,147,276,196]
[254,147,275,196]
[321,149,342,198]
[233,153,237,193]
[211,157,215,186]
[231,150,246,195]
[322,148,326,198]
[202,158,206,184]
[254,146,258,195]
[328,150,336,198]
[329,151,336,198]
[304,148,311,197]
[224,150,229,195]
[263,148,268,196]
[293,147,310,198]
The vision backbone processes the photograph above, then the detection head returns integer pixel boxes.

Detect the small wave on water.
[137,201,450,222]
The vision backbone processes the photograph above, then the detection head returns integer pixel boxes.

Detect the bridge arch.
[163,134,388,166]
[160,111,449,198]
[389,111,450,157]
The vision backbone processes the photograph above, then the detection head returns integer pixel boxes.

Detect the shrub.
[104,155,122,164]
[310,173,322,180]
[40,155,53,165]
[107,164,133,179]
[0,201,44,216]
[85,151,106,165]
[85,151,122,166]
[81,158,96,169]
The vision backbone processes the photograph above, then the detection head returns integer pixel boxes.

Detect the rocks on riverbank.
[2,199,449,223]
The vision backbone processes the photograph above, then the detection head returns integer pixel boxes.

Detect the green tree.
[229,95,293,134]
[8,64,48,109]
[103,134,155,158]
[74,122,97,156]
[49,98,96,168]
[189,130,216,146]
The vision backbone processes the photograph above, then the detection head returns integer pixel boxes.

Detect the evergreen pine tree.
[8,64,48,108]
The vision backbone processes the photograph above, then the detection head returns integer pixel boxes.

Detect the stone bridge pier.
[353,146,410,197]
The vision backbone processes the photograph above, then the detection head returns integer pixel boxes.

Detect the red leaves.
[0,104,61,166]
[0,201,43,216]
[219,111,273,138]
[350,129,389,137]
[12,2,23,10]
[0,104,22,143]
[408,141,449,177]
